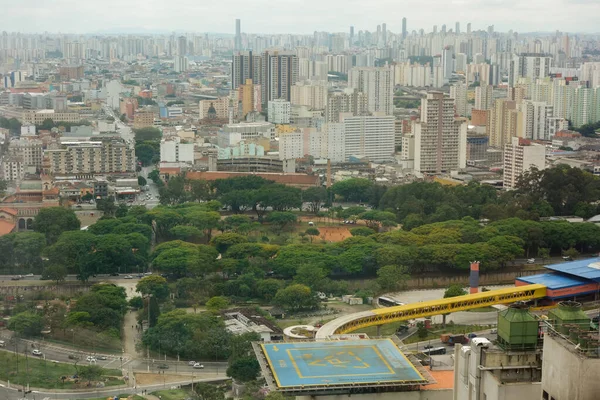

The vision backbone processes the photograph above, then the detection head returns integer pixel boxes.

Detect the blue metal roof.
[544,257,600,281]
[516,273,592,290]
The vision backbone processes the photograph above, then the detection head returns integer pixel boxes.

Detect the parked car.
[188,361,196,366]
[157,363,169,369]
[526,258,536,264]
[490,328,498,334]
[109,272,119,276]
[86,356,97,362]
[11,276,21,281]
[562,256,573,261]
[32,350,43,356]
[193,363,204,369]
[68,354,79,360]
[124,275,133,279]
[98,355,108,360]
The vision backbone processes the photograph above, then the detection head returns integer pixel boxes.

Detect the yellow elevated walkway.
[315,284,547,338]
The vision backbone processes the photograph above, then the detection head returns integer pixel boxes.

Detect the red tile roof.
[0,219,16,236]
[186,171,319,186]
[0,207,18,216]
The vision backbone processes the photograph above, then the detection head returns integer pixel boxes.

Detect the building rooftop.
[258,339,428,391]
[544,257,600,282]
[517,273,595,290]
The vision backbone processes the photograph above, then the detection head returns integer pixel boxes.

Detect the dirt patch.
[134,373,189,386]
[314,226,353,242]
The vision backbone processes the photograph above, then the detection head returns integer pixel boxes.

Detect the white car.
[526,258,536,264]
[193,363,204,369]
[188,361,196,366]
[86,356,97,362]
[32,350,43,356]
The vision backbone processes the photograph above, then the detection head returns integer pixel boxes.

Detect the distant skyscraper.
[467,23,472,35]
[455,22,460,34]
[235,19,242,51]
[350,26,354,45]
[177,36,187,56]
[433,25,438,34]
[441,24,447,34]
[402,17,407,39]
[382,23,387,46]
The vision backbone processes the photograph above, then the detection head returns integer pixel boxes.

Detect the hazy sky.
[5,0,600,34]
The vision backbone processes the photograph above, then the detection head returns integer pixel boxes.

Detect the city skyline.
[5,0,600,35]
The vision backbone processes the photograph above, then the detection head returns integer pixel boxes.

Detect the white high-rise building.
[413,92,467,176]
[291,81,328,110]
[268,99,291,124]
[174,56,188,73]
[520,101,555,141]
[322,123,346,163]
[503,137,546,190]
[160,136,194,163]
[340,113,395,162]
[450,83,468,117]
[455,53,467,73]
[475,85,494,110]
[348,67,394,115]
[509,53,552,87]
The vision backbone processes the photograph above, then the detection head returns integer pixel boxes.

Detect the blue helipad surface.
[261,339,425,387]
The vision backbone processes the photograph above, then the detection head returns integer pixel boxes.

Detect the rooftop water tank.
[497,302,539,350]
[548,301,590,335]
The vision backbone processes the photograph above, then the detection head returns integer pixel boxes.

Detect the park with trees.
[3,163,600,391]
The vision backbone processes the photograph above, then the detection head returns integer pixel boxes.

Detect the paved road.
[2,376,227,400]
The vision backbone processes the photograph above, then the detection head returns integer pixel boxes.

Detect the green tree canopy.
[34,207,81,244]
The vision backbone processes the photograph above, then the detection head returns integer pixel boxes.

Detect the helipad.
[260,339,426,388]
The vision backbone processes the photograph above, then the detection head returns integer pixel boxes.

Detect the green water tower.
[548,301,590,335]
[497,302,539,351]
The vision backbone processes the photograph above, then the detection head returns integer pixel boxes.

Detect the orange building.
[471,109,489,126]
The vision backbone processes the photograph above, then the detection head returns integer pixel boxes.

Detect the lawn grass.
[0,351,124,389]
[151,389,192,400]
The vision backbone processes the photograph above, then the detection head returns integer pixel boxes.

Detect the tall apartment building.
[503,137,545,189]
[413,92,467,176]
[450,83,468,117]
[348,67,394,115]
[325,89,368,123]
[466,63,491,86]
[199,97,231,120]
[322,123,346,162]
[45,139,136,175]
[268,99,291,124]
[8,138,43,168]
[238,79,262,118]
[475,84,494,110]
[1,156,24,181]
[232,50,262,90]
[291,81,328,110]
[133,110,155,129]
[488,99,519,148]
[298,59,328,81]
[340,113,395,162]
[509,53,552,87]
[262,51,299,103]
[520,101,555,140]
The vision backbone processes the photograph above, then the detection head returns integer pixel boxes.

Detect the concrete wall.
[0,284,90,296]
[298,389,451,400]
[541,333,600,400]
